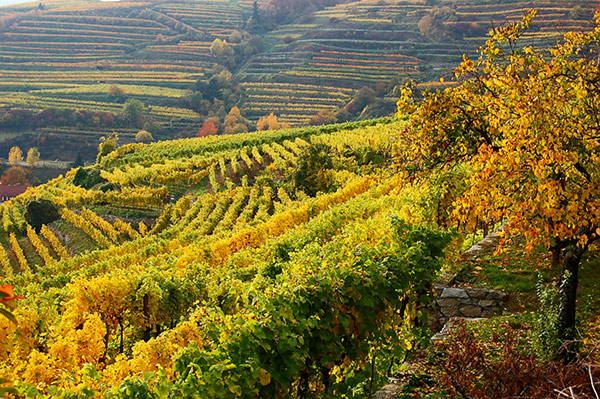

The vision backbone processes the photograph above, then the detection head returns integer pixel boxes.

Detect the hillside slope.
[0,117,451,397]
[0,0,596,161]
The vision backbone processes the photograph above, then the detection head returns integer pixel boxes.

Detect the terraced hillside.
[0,0,596,161]
[0,0,227,160]
[0,117,442,397]
[0,117,396,272]
[240,0,598,125]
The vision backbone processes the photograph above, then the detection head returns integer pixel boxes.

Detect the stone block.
[479,299,496,308]
[440,305,460,317]
[437,298,459,307]
[460,305,482,318]
[468,288,488,298]
[460,298,476,305]
[485,290,506,301]
[441,287,468,299]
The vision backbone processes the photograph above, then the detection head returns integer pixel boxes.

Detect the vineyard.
[0,117,459,397]
[0,6,596,398]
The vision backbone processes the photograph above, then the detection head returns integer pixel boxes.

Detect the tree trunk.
[118,317,124,354]
[143,293,151,341]
[101,324,110,364]
[556,248,581,362]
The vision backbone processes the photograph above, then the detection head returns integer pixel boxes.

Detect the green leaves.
[0,378,17,398]
[167,218,452,398]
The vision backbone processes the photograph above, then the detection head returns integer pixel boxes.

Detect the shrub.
[292,144,333,196]
[73,167,107,189]
[439,321,598,398]
[25,199,59,232]
[135,130,153,143]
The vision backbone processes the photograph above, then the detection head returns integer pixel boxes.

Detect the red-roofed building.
[0,185,28,203]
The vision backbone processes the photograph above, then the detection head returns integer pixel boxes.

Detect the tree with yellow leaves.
[397,10,600,359]
[97,133,119,163]
[7,146,22,165]
[26,147,39,166]
[257,112,280,131]
[135,130,153,143]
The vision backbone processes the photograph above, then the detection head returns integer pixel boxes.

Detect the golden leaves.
[396,9,600,252]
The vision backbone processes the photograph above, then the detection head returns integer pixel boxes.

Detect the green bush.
[530,275,580,361]
[72,167,107,189]
[292,144,334,196]
[24,199,60,232]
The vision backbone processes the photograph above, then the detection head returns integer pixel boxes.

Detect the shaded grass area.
[88,204,161,220]
[453,237,600,314]
[394,238,600,398]
[53,219,99,255]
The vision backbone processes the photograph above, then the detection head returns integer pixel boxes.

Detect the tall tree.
[8,146,22,165]
[397,11,600,359]
[122,99,146,128]
[26,147,40,166]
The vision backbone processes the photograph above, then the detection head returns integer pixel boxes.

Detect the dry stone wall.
[430,285,507,330]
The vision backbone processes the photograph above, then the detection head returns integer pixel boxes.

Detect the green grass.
[454,236,600,315]
[88,205,161,220]
[53,219,99,255]
[191,175,210,196]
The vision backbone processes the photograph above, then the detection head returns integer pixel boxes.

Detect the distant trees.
[223,107,249,134]
[240,35,264,58]
[0,108,127,131]
[210,39,236,68]
[256,113,289,131]
[308,109,337,126]
[190,67,243,120]
[229,30,243,44]
[108,85,125,100]
[257,113,279,130]
[260,0,353,28]
[135,130,153,143]
[72,152,84,168]
[122,99,146,128]
[418,6,458,39]
[334,86,377,120]
[196,119,219,137]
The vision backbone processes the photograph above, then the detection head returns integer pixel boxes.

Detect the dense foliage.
[397,10,600,357]
[0,118,460,397]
